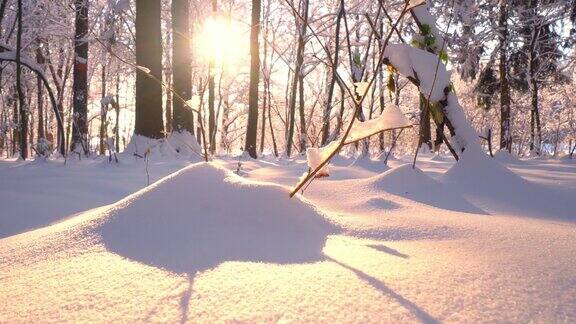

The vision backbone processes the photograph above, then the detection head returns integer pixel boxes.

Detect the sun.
[196,16,248,67]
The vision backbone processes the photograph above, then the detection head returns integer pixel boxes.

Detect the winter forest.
[1,0,576,322]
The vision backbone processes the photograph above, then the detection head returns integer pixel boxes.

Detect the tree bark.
[15,0,27,159]
[115,73,120,152]
[298,73,306,153]
[244,0,261,158]
[418,94,432,150]
[36,43,45,141]
[268,90,278,157]
[527,0,542,154]
[171,0,194,134]
[498,0,511,151]
[71,0,89,155]
[259,2,270,154]
[135,0,164,139]
[99,63,108,154]
[286,0,308,157]
[207,0,217,153]
[321,4,343,146]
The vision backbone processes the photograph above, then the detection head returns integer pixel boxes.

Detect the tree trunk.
[135,0,164,139]
[268,90,278,157]
[0,99,4,157]
[115,73,120,152]
[11,90,19,157]
[99,64,108,155]
[15,0,27,159]
[260,81,267,153]
[165,72,172,134]
[220,93,230,151]
[259,3,270,154]
[286,0,308,157]
[207,0,217,153]
[36,44,45,141]
[528,5,542,155]
[498,0,511,151]
[171,0,193,134]
[71,0,89,155]
[0,0,8,34]
[321,4,343,146]
[298,74,306,153]
[418,94,432,150]
[244,0,261,158]
[334,83,345,139]
[529,79,542,153]
[378,19,386,151]
[208,71,216,152]
[434,122,445,152]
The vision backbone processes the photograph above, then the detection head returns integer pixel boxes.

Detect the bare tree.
[244,0,261,158]
[286,0,308,157]
[171,0,194,134]
[71,0,89,155]
[15,0,27,159]
[134,0,164,139]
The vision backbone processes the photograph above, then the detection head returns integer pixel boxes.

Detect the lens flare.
[196,16,248,67]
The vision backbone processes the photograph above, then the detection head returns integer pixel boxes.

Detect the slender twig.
[384,127,404,165]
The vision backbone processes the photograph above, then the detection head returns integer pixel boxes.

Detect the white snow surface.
[123,133,203,160]
[1,155,576,322]
[0,157,191,238]
[166,130,203,157]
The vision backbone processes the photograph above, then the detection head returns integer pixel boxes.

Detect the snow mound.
[364,164,485,214]
[429,153,454,162]
[362,197,402,211]
[122,133,203,160]
[165,130,203,157]
[122,134,178,159]
[373,151,399,163]
[493,150,519,163]
[443,153,575,220]
[351,156,390,173]
[98,163,337,274]
[330,154,353,166]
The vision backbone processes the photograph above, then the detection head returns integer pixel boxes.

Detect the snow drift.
[364,164,485,214]
[493,150,519,163]
[122,132,203,160]
[2,158,576,322]
[443,153,575,220]
[98,163,337,274]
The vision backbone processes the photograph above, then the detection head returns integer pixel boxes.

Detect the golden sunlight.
[196,16,248,67]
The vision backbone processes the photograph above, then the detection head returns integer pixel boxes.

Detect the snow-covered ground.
[1,154,575,322]
[0,156,193,238]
